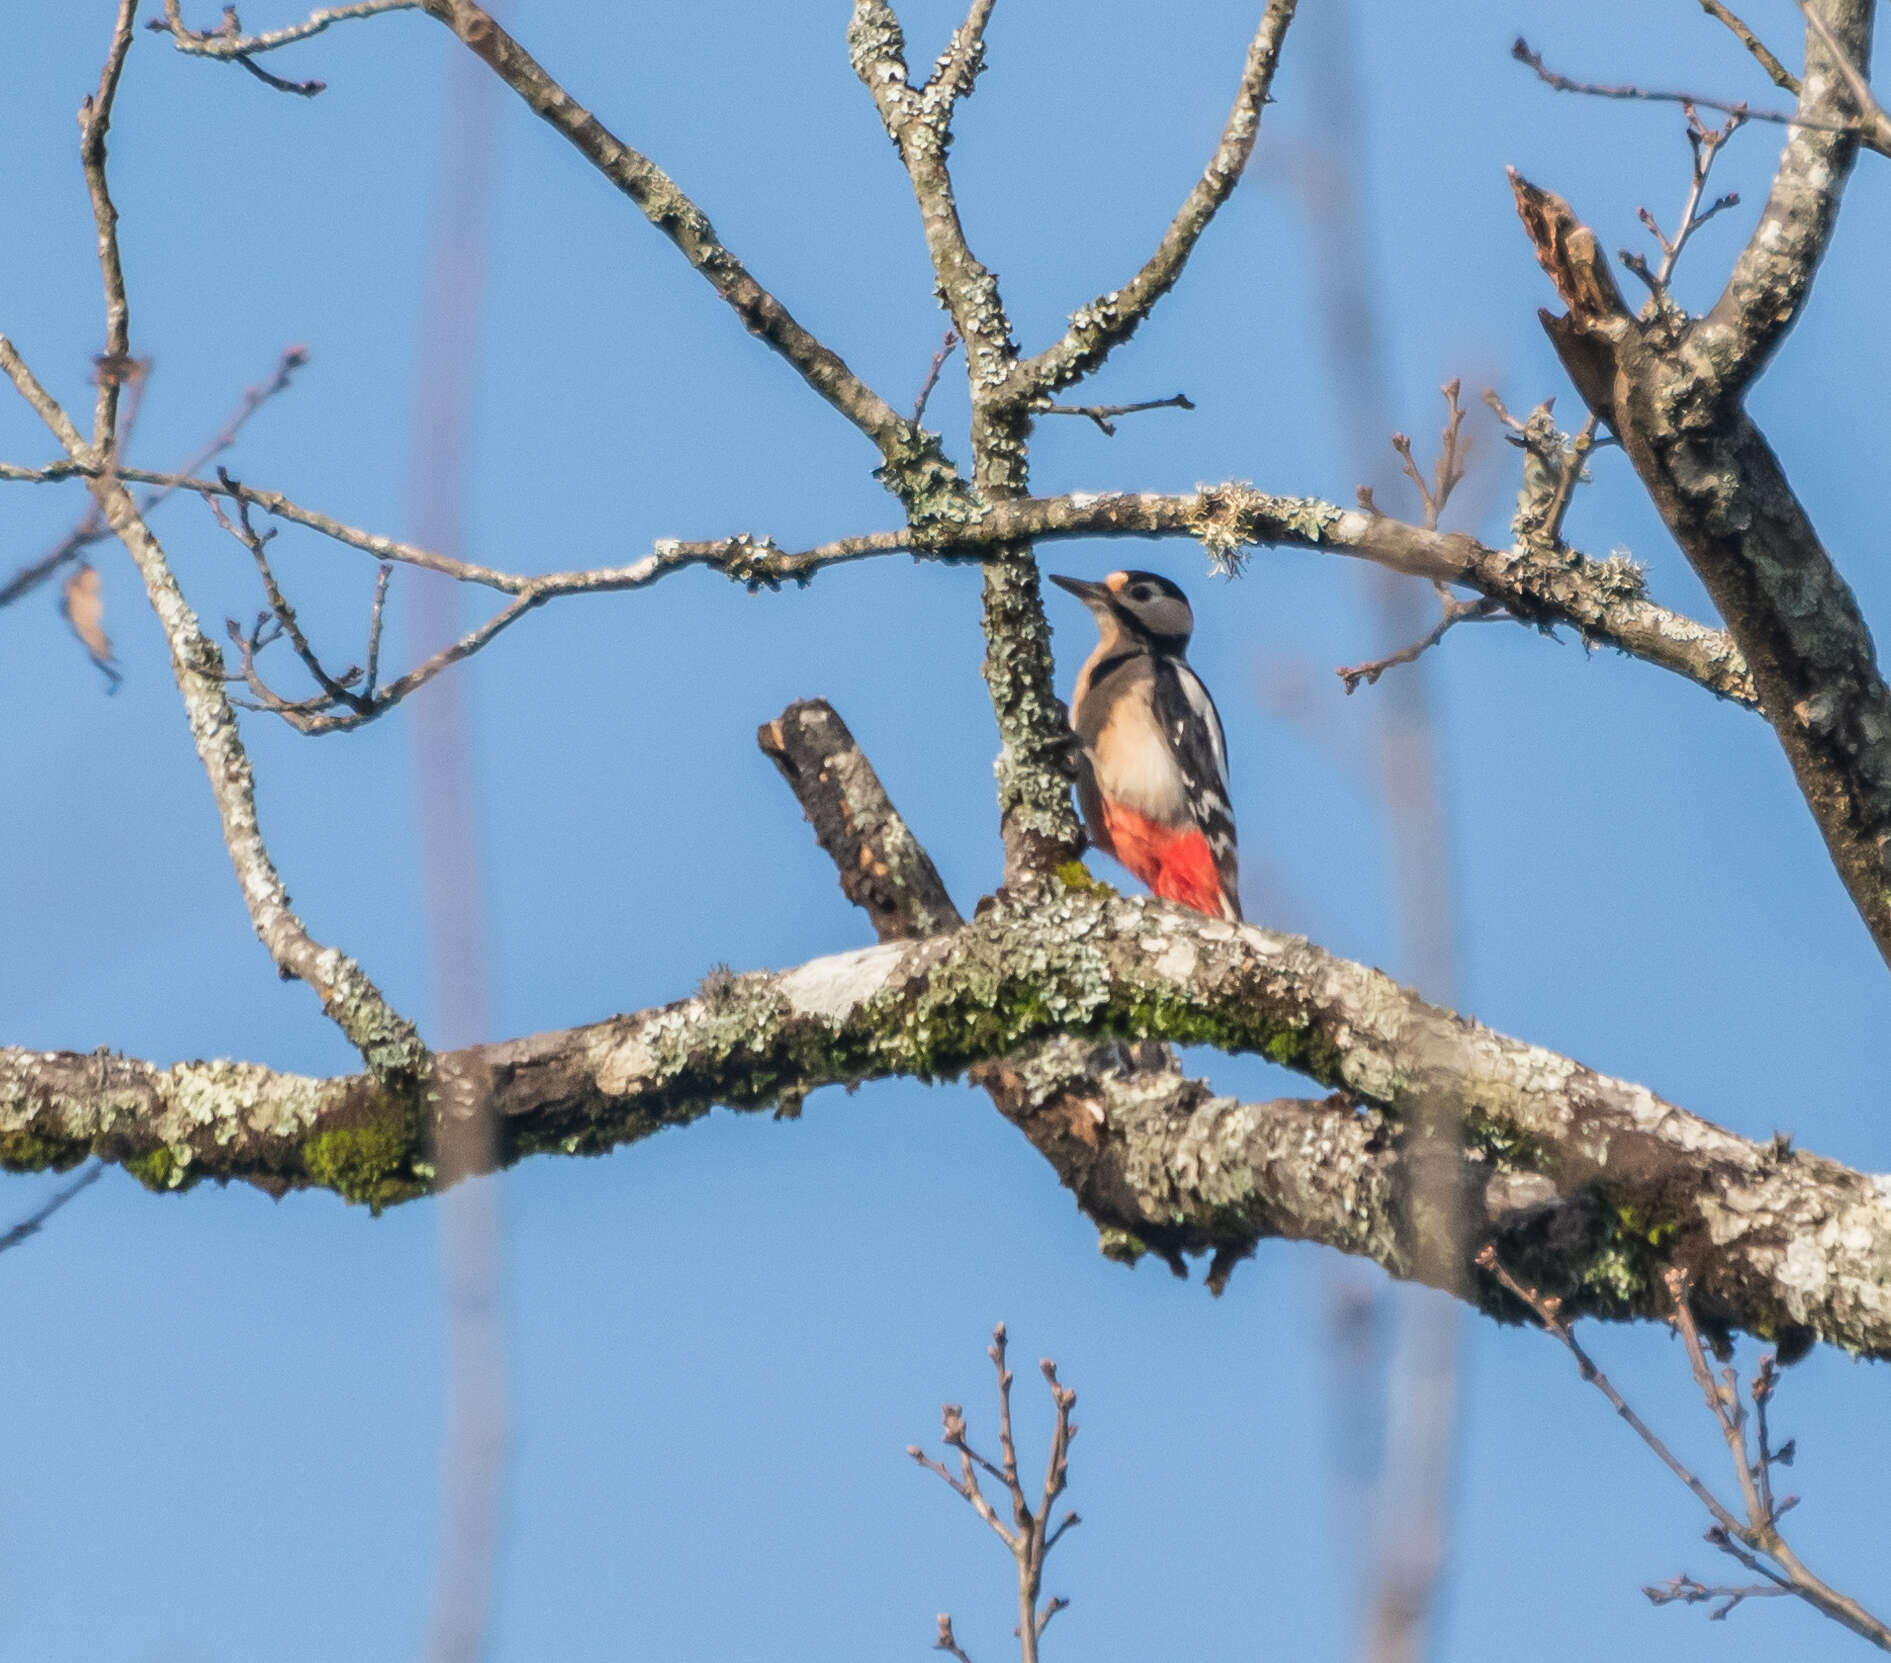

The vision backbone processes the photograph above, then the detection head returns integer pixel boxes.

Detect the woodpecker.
[1049,569,1241,921]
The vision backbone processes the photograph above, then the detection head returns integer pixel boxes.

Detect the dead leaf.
[61,562,121,689]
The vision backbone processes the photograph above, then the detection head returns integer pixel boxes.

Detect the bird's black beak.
[1048,573,1109,605]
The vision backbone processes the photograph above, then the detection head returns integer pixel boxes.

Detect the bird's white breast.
[1089,679,1189,823]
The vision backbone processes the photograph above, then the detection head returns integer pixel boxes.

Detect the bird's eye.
[1130,584,1153,601]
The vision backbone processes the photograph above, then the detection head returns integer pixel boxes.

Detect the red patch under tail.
[1098,798,1236,920]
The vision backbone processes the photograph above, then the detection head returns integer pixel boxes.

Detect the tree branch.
[160,0,980,517]
[1485,1249,1891,1649]
[1697,0,1881,384]
[9,880,1891,1354]
[1030,393,1194,437]
[849,0,1018,396]
[1009,1,1298,401]
[758,700,962,941]
[0,338,424,1076]
[1337,590,1503,694]
[1511,145,1891,971]
[1510,36,1859,142]
[1794,0,1891,161]
[0,1161,104,1256]
[399,0,973,522]
[983,487,1754,707]
[80,0,139,458]
[922,0,999,113]
[1699,0,1800,94]
[910,1325,1077,1663]
[0,346,307,615]
[148,0,420,64]
[848,0,1086,883]
[2,11,422,1073]
[0,457,1757,715]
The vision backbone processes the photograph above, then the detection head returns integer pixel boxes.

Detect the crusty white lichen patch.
[593,1030,657,1099]
[777,942,909,1023]
[1778,1230,1831,1312]
[1150,936,1199,985]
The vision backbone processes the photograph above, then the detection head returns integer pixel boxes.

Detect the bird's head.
[1048,569,1194,653]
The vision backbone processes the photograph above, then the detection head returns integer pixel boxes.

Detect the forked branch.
[1479,1249,1891,1650]
[910,1325,1079,1663]
[1,346,307,693]
[1510,7,1891,969]
[1340,381,1499,690]
[0,21,422,1077]
[148,0,420,66]
[1337,591,1502,694]
[0,451,1758,717]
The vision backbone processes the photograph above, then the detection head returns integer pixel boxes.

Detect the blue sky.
[4,1,1889,1658]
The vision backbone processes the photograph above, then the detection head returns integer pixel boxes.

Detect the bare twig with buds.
[1340,381,1498,690]
[1477,1247,1891,1649]
[910,1324,1081,1663]
[1031,392,1195,437]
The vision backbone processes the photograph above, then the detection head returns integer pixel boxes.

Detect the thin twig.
[1750,1353,1785,1524]
[1645,1571,1795,1621]
[151,0,420,94]
[1475,1248,1745,1536]
[147,0,419,60]
[1636,105,1748,301]
[1698,0,1799,93]
[0,345,307,613]
[1388,380,1469,533]
[0,1161,105,1256]
[933,1613,977,1663]
[80,0,139,458]
[241,591,538,734]
[1512,36,1861,136]
[912,1325,1079,1663]
[1665,1269,1768,1521]
[232,50,327,95]
[1030,392,1194,437]
[205,470,369,714]
[913,329,960,424]
[1541,103,1744,548]
[1337,592,1503,693]
[151,347,310,517]
[364,562,393,696]
[1479,1247,1891,1651]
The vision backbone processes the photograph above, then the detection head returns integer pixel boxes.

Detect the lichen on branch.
[8,886,1891,1356]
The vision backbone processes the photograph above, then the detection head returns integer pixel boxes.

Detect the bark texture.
[8,881,1890,1357]
[1511,0,1891,966]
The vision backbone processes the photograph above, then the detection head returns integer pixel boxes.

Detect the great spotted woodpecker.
[1049,569,1241,921]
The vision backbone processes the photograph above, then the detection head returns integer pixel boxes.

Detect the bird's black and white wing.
[1152,657,1241,920]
